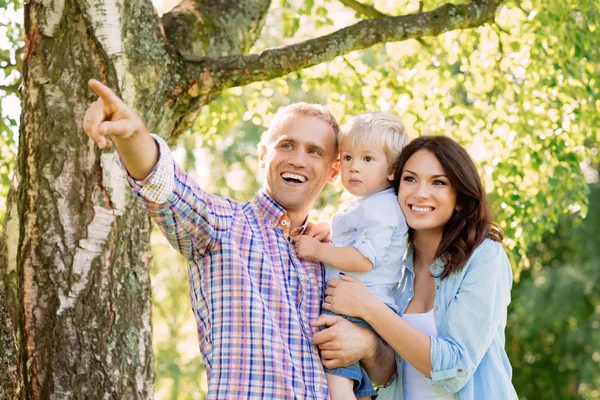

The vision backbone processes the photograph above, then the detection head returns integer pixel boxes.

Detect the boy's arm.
[294,236,373,272]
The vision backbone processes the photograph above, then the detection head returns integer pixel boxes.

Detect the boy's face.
[340,143,393,198]
[259,113,340,215]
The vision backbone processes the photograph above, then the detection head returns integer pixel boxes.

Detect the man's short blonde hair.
[339,112,409,167]
[262,102,340,145]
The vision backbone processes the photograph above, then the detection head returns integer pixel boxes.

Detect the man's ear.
[258,143,267,169]
[328,159,341,183]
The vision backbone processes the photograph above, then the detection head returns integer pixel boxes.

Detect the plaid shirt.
[121,135,329,399]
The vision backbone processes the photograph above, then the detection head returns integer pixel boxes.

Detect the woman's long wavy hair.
[392,136,503,278]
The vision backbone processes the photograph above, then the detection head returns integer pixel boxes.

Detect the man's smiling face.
[259,112,339,216]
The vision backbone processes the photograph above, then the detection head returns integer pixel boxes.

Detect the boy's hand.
[294,235,322,261]
[83,79,148,149]
[304,221,331,242]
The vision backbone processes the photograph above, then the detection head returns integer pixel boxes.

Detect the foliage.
[181,0,600,273]
[0,0,22,224]
[506,173,600,399]
[151,230,207,400]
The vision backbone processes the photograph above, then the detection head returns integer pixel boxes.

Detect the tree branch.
[183,0,503,97]
[338,0,389,18]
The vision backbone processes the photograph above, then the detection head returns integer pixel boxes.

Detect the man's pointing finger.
[88,79,121,111]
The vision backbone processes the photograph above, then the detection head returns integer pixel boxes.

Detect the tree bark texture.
[0,0,503,397]
[0,290,20,399]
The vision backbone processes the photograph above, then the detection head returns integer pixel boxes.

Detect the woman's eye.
[432,180,447,186]
[402,176,416,182]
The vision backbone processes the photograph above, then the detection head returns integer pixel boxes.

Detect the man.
[83,80,394,399]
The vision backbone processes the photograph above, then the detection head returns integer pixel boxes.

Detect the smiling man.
[83,80,345,399]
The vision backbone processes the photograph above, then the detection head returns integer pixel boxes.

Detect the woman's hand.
[323,274,377,319]
[312,314,378,369]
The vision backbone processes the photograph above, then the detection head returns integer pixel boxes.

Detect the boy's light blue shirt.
[377,238,518,399]
[324,188,408,312]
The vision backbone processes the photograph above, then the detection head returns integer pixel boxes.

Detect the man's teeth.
[281,173,307,183]
[412,206,433,212]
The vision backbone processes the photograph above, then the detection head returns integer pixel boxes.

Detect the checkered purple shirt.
[121,135,329,399]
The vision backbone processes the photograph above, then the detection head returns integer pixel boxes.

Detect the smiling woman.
[319,135,517,400]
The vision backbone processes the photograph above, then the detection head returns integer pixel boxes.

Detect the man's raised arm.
[83,79,158,180]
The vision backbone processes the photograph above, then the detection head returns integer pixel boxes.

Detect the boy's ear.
[328,159,341,183]
[388,171,394,181]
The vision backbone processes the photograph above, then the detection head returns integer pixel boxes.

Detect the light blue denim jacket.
[377,238,518,399]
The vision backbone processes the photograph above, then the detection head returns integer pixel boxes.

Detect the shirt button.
[436,285,440,290]
[435,306,439,311]
[458,368,463,373]
[432,266,437,271]
[315,385,320,392]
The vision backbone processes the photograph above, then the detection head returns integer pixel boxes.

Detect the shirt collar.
[253,190,308,239]
[405,245,446,277]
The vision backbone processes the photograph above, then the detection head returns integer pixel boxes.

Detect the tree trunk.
[0,0,174,397]
[0,290,20,399]
[0,0,270,397]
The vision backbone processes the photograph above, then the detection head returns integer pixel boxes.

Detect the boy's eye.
[364,156,373,162]
[343,155,352,161]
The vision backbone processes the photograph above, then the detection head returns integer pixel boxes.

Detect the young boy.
[294,112,410,400]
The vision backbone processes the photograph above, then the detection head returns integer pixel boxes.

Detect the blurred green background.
[1,0,599,398]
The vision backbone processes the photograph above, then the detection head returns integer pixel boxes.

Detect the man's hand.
[83,79,148,149]
[311,314,377,370]
[294,235,323,261]
[83,79,159,180]
[304,221,331,242]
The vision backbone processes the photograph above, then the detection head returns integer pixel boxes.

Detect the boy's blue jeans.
[320,309,378,398]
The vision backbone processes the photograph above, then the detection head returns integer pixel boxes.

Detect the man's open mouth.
[281,172,307,183]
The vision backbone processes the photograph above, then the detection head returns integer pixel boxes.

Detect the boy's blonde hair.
[339,112,409,167]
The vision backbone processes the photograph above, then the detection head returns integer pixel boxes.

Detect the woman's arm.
[325,241,513,393]
[323,275,433,376]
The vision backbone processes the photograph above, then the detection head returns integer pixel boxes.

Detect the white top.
[324,188,408,311]
[402,310,455,400]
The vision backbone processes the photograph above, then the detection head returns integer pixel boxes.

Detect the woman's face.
[397,150,458,235]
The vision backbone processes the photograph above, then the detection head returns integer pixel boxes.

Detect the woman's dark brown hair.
[392,136,503,278]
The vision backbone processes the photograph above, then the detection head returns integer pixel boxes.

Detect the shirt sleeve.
[352,194,408,268]
[427,240,513,393]
[119,134,235,261]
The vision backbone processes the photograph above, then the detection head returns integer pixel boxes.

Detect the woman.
[319,136,518,399]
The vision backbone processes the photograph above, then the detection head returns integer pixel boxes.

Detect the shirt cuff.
[117,134,175,204]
